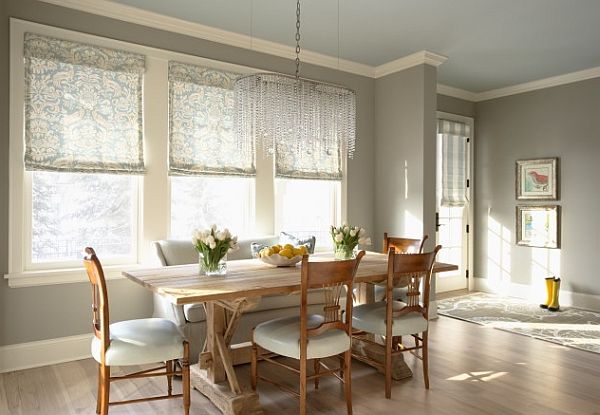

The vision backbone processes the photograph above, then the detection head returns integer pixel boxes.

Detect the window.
[22,32,144,269]
[8,20,347,287]
[170,176,254,239]
[275,179,340,248]
[168,62,256,236]
[30,171,138,266]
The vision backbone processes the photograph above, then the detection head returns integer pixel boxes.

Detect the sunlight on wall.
[487,215,512,293]
[530,247,562,298]
[404,209,423,238]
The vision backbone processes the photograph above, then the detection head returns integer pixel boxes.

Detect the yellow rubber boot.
[540,277,554,309]
[548,278,561,312]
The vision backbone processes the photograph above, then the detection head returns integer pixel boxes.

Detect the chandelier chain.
[295,0,301,80]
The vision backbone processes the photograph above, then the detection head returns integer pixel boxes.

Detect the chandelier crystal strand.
[233,0,356,163]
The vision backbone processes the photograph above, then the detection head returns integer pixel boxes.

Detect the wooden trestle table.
[123,251,458,415]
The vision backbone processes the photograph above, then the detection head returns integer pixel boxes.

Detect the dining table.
[123,251,458,415]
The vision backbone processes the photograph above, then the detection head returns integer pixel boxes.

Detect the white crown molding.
[0,334,92,373]
[37,0,375,77]
[374,50,448,78]
[475,65,600,102]
[37,0,443,79]
[35,0,600,101]
[436,84,479,102]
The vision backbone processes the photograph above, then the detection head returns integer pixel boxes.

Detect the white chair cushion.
[352,301,428,337]
[254,314,350,360]
[91,318,185,366]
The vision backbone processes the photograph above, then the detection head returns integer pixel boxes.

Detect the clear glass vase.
[199,252,227,276]
[334,244,357,260]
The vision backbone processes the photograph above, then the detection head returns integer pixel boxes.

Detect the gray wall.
[475,78,600,296]
[1,0,375,346]
[437,94,476,118]
[374,65,438,252]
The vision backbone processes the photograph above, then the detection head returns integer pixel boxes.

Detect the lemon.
[284,244,294,251]
[292,247,303,256]
[298,245,308,255]
[279,248,293,258]
[271,245,281,253]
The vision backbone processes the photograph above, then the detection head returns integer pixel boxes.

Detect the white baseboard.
[0,333,93,373]
[473,277,600,311]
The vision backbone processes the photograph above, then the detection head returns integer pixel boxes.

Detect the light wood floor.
[2,315,599,415]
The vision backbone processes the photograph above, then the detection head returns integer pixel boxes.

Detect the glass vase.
[334,244,357,260]
[199,252,227,276]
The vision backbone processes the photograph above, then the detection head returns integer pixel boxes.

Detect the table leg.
[191,301,263,415]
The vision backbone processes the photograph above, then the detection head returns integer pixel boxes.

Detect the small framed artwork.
[516,158,558,200]
[516,205,560,248]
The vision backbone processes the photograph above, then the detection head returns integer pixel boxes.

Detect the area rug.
[437,292,600,354]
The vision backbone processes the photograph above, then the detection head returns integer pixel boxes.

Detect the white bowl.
[259,254,303,267]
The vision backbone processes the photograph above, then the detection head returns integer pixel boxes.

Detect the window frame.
[6,19,348,287]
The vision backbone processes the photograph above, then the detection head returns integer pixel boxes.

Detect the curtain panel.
[168,61,255,176]
[438,119,469,207]
[24,33,146,174]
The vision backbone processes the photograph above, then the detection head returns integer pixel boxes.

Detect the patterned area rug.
[437,292,600,354]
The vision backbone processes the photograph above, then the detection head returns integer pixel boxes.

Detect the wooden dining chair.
[351,246,441,398]
[251,251,365,415]
[376,234,428,303]
[83,247,191,415]
[383,233,428,254]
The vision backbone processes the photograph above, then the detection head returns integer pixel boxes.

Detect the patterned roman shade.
[168,62,255,176]
[438,119,470,207]
[24,33,146,174]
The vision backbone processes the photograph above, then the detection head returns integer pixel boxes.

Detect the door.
[435,113,473,293]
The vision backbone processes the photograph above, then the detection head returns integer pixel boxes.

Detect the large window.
[8,20,347,287]
[168,62,256,237]
[22,32,144,270]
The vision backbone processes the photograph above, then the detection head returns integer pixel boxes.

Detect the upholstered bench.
[152,236,327,363]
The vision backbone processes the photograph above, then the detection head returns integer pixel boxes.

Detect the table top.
[123,251,458,305]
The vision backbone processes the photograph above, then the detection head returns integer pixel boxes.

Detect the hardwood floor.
[2,315,599,414]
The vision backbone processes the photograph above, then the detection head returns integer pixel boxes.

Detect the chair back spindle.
[386,246,441,321]
[83,247,111,363]
[300,251,365,341]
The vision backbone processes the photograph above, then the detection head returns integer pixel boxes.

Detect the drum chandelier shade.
[233,0,357,163]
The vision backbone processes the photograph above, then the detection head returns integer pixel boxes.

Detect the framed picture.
[516,158,558,200]
[516,205,560,248]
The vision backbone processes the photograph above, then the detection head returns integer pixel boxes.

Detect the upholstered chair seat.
[352,301,428,337]
[254,314,351,360]
[91,318,186,366]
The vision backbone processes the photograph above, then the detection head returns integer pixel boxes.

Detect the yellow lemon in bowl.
[279,248,293,259]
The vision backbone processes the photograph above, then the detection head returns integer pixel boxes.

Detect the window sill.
[4,264,145,288]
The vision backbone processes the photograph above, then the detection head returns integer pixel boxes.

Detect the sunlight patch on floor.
[447,371,508,382]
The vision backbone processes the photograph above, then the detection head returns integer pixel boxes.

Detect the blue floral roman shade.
[275,136,343,180]
[168,62,255,176]
[438,119,470,207]
[24,33,146,174]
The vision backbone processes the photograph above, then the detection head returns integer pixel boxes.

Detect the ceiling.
[110,0,600,93]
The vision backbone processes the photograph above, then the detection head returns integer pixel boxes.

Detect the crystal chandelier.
[234,0,356,160]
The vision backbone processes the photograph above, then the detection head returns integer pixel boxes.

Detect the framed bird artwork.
[516,158,558,200]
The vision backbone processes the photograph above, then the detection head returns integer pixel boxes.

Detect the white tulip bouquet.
[330,223,371,260]
[192,225,239,275]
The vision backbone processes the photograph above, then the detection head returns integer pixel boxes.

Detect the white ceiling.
[87,0,600,93]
